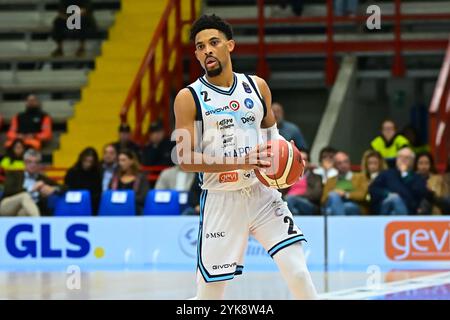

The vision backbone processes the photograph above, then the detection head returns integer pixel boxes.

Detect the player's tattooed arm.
[173,88,271,173]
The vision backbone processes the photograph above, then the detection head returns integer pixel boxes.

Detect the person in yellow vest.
[370,119,410,168]
[0,138,27,171]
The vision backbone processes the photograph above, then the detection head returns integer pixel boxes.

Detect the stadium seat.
[143,190,182,216]
[54,190,92,216]
[98,190,136,216]
[178,191,191,213]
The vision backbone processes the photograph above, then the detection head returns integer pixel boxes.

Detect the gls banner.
[0,217,324,270]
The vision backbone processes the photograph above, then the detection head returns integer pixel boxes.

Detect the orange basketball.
[254,139,304,189]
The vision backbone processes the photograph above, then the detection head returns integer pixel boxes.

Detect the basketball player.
[173,14,318,300]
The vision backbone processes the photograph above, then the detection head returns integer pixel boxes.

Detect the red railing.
[226,0,450,85]
[429,36,450,172]
[120,0,197,143]
[120,0,449,163]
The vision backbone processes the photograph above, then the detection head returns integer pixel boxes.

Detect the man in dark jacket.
[112,123,141,160]
[0,149,65,216]
[141,121,175,167]
[369,147,427,214]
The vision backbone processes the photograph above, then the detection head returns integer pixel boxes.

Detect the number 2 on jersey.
[283,216,297,235]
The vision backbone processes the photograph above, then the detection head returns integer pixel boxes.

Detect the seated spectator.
[271,102,308,150]
[5,95,52,151]
[101,143,118,192]
[321,151,368,215]
[52,0,97,57]
[155,165,195,191]
[286,150,323,215]
[141,121,174,167]
[181,174,202,216]
[436,156,450,214]
[334,0,359,17]
[64,147,102,214]
[313,146,338,184]
[360,150,387,213]
[270,0,303,17]
[414,152,444,214]
[361,149,387,182]
[370,119,410,168]
[0,149,65,217]
[110,150,149,214]
[369,147,427,215]
[112,123,141,161]
[0,138,27,171]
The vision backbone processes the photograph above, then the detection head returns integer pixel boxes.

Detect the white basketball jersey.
[187,72,267,191]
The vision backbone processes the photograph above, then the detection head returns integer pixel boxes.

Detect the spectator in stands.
[64,147,102,214]
[270,0,303,17]
[402,125,430,155]
[182,174,202,216]
[361,149,387,182]
[101,143,118,192]
[141,121,174,167]
[369,147,427,215]
[271,102,308,150]
[110,149,149,214]
[359,150,387,213]
[414,152,444,214]
[334,0,359,17]
[5,95,52,151]
[437,156,450,214]
[0,138,27,171]
[286,150,323,215]
[52,0,97,57]
[0,149,65,216]
[370,119,410,168]
[112,123,141,160]
[313,146,338,184]
[155,165,196,191]
[321,151,367,215]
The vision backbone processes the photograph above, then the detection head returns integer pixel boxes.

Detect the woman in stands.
[414,152,445,214]
[361,150,387,214]
[0,138,27,171]
[65,147,102,214]
[109,149,149,214]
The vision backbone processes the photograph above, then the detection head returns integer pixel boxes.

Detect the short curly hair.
[190,14,233,42]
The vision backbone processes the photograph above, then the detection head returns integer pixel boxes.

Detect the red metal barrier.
[429,36,450,171]
[120,0,197,143]
[226,0,450,85]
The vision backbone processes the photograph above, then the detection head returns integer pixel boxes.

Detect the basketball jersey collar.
[199,73,238,95]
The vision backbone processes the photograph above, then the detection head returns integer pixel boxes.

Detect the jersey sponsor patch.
[242,81,252,93]
[229,100,240,111]
[219,172,239,183]
[205,106,230,116]
[241,112,256,125]
[216,118,234,130]
[244,98,254,109]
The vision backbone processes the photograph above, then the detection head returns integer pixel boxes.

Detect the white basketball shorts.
[197,182,306,283]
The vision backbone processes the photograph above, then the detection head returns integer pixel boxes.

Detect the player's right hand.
[240,143,273,171]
